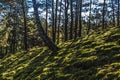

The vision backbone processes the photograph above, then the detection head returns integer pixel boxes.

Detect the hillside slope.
[0,27,120,80]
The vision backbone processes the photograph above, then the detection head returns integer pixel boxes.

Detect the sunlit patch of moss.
[62,56,72,63]
[96,62,120,79]
[103,31,112,37]
[58,41,72,48]
[82,40,93,46]
[56,73,71,79]
[35,76,41,79]
[2,70,16,80]
[103,71,120,80]
[43,67,50,72]
[74,39,81,45]
[79,56,98,62]
[114,54,120,60]
[81,48,96,57]
[105,32,120,42]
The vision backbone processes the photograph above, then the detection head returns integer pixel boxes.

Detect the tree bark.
[78,0,82,37]
[32,0,59,52]
[112,0,115,26]
[102,0,106,29]
[54,0,58,43]
[21,0,28,51]
[52,0,55,43]
[57,0,62,44]
[87,0,92,34]
[117,0,120,27]
[64,0,69,41]
[69,0,73,39]
[74,0,79,39]
[46,0,48,34]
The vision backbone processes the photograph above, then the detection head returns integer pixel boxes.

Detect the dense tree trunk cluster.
[0,0,120,57]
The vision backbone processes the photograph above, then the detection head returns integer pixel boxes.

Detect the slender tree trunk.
[102,0,106,29]
[32,0,59,52]
[70,0,73,39]
[21,0,28,51]
[52,0,55,43]
[64,0,69,41]
[117,0,120,27]
[57,0,62,44]
[12,14,17,54]
[78,0,82,37]
[112,0,115,26]
[54,0,58,43]
[46,0,48,34]
[12,29,16,54]
[87,0,92,34]
[74,0,79,39]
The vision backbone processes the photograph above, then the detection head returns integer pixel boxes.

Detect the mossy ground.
[1,27,120,80]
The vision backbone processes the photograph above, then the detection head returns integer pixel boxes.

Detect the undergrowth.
[0,27,120,80]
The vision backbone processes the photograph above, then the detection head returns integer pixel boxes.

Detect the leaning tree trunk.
[32,0,59,52]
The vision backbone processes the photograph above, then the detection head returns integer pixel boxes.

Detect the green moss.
[1,27,120,80]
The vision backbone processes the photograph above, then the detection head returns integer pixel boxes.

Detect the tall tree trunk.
[57,0,62,44]
[69,0,73,39]
[78,0,82,37]
[52,0,55,43]
[102,0,106,29]
[12,13,17,54]
[32,0,59,52]
[64,0,69,41]
[12,28,16,54]
[54,0,58,43]
[74,0,79,39]
[87,0,92,34]
[117,0,120,27]
[112,0,115,26]
[46,0,48,34]
[21,0,28,51]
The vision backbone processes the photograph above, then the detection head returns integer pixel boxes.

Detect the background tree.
[102,0,106,29]
[118,0,120,27]
[64,0,69,41]
[78,0,82,37]
[69,0,73,39]
[21,0,28,51]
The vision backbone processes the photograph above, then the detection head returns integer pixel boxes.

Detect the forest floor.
[1,27,120,80]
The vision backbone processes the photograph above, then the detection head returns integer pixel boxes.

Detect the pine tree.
[32,0,59,52]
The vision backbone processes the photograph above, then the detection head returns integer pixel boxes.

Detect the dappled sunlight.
[0,27,120,79]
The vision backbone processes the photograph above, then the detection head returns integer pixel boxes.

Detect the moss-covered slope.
[1,27,120,80]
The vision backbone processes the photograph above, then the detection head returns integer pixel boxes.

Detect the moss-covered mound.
[1,27,120,80]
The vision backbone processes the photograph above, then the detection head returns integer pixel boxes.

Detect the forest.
[0,0,120,80]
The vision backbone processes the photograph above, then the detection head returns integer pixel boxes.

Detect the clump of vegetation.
[0,27,120,80]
